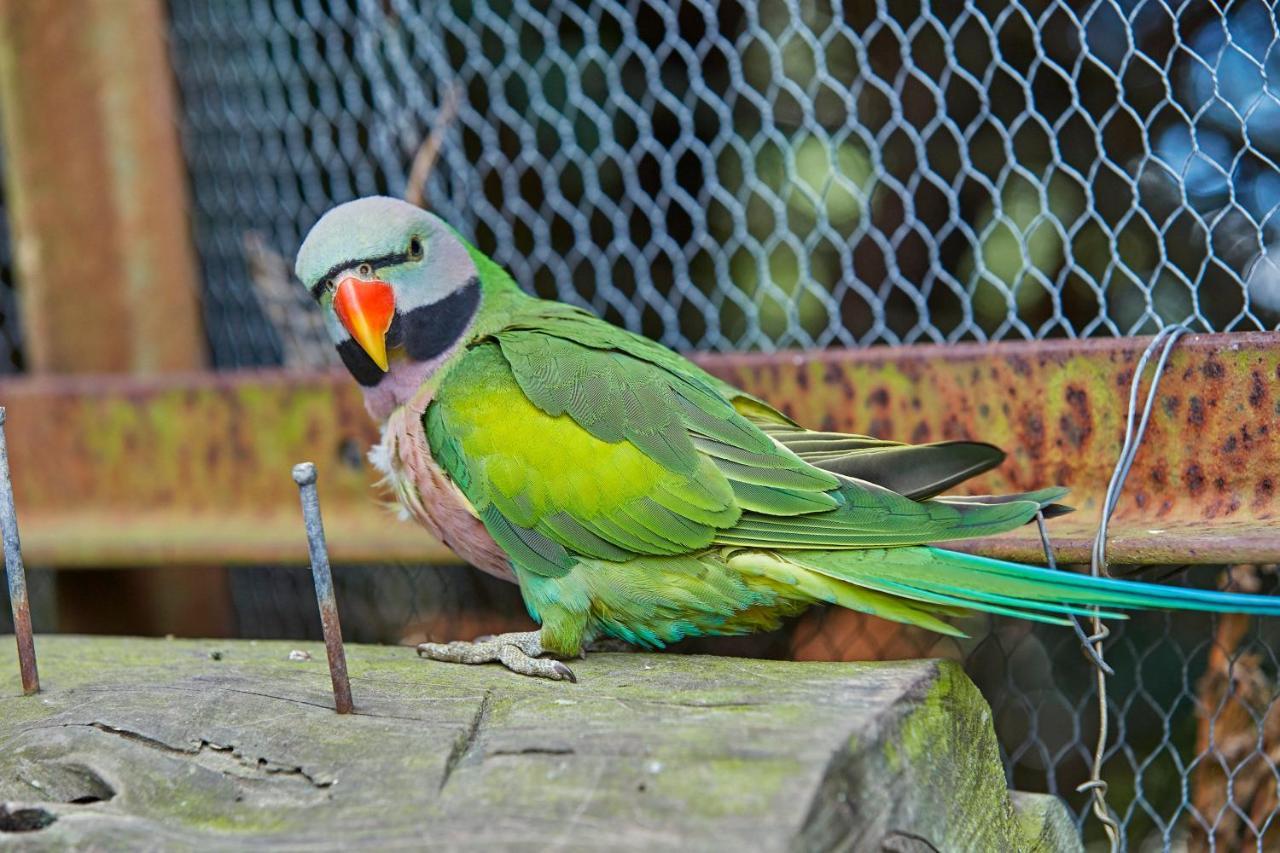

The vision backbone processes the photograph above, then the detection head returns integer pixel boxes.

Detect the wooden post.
[0,0,204,373]
[0,0,231,636]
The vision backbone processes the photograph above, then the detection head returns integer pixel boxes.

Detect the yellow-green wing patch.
[494,327,842,516]
[427,344,740,575]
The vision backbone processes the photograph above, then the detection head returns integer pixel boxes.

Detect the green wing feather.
[501,302,1042,506]
[428,346,728,574]
[425,303,1064,580]
[718,484,1067,549]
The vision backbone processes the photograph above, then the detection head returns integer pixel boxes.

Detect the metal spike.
[0,408,39,695]
[292,462,353,714]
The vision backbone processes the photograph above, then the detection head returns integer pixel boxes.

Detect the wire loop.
[1035,324,1189,852]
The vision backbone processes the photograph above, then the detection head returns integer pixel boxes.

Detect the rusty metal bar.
[0,369,452,567]
[700,331,1280,565]
[292,462,353,714]
[0,331,1275,568]
[0,408,39,694]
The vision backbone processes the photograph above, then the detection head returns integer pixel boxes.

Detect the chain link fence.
[57,0,1266,847]
[168,0,1280,368]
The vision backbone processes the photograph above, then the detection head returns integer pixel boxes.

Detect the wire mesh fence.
[169,0,1280,370]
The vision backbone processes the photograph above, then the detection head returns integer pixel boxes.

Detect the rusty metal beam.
[701,331,1280,565]
[0,370,450,567]
[0,331,1276,569]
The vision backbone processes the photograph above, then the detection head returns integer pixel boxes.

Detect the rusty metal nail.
[0,408,39,696]
[292,461,352,714]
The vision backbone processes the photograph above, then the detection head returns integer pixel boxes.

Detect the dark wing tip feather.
[1037,503,1074,520]
[808,440,1007,500]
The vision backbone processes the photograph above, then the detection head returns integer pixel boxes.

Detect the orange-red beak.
[333,277,395,371]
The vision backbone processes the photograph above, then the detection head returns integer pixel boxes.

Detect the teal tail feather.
[728,545,1280,635]
[918,547,1280,617]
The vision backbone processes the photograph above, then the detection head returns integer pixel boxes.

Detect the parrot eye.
[408,237,423,260]
[357,263,374,278]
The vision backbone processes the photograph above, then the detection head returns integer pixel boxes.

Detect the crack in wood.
[879,830,942,852]
[607,697,772,713]
[59,682,462,726]
[0,804,57,833]
[439,689,493,792]
[635,700,769,709]
[61,722,333,788]
[211,685,457,724]
[211,686,343,713]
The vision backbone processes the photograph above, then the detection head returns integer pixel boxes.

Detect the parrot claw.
[416,631,577,682]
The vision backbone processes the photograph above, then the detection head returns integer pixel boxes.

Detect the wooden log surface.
[0,636,1081,851]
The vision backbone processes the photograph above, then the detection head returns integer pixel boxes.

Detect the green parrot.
[295,196,1280,681]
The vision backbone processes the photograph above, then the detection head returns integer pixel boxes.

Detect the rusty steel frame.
[702,331,1280,565]
[0,331,1275,569]
[0,369,451,567]
[0,1,221,635]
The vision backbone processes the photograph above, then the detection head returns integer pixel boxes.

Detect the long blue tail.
[762,546,1280,631]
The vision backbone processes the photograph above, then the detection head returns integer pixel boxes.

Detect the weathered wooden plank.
[1,332,1276,568]
[0,636,1080,851]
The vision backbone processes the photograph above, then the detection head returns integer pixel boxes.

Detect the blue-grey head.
[295,196,481,386]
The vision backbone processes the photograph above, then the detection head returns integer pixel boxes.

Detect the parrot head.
[295,196,483,386]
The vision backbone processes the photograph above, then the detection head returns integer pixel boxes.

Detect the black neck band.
[392,278,481,362]
[336,278,481,387]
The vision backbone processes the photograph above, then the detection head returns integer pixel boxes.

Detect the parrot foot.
[416,631,577,683]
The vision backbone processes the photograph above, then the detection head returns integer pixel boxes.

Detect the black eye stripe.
[309,248,417,300]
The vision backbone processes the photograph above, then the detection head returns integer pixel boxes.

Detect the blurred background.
[2,0,1280,848]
